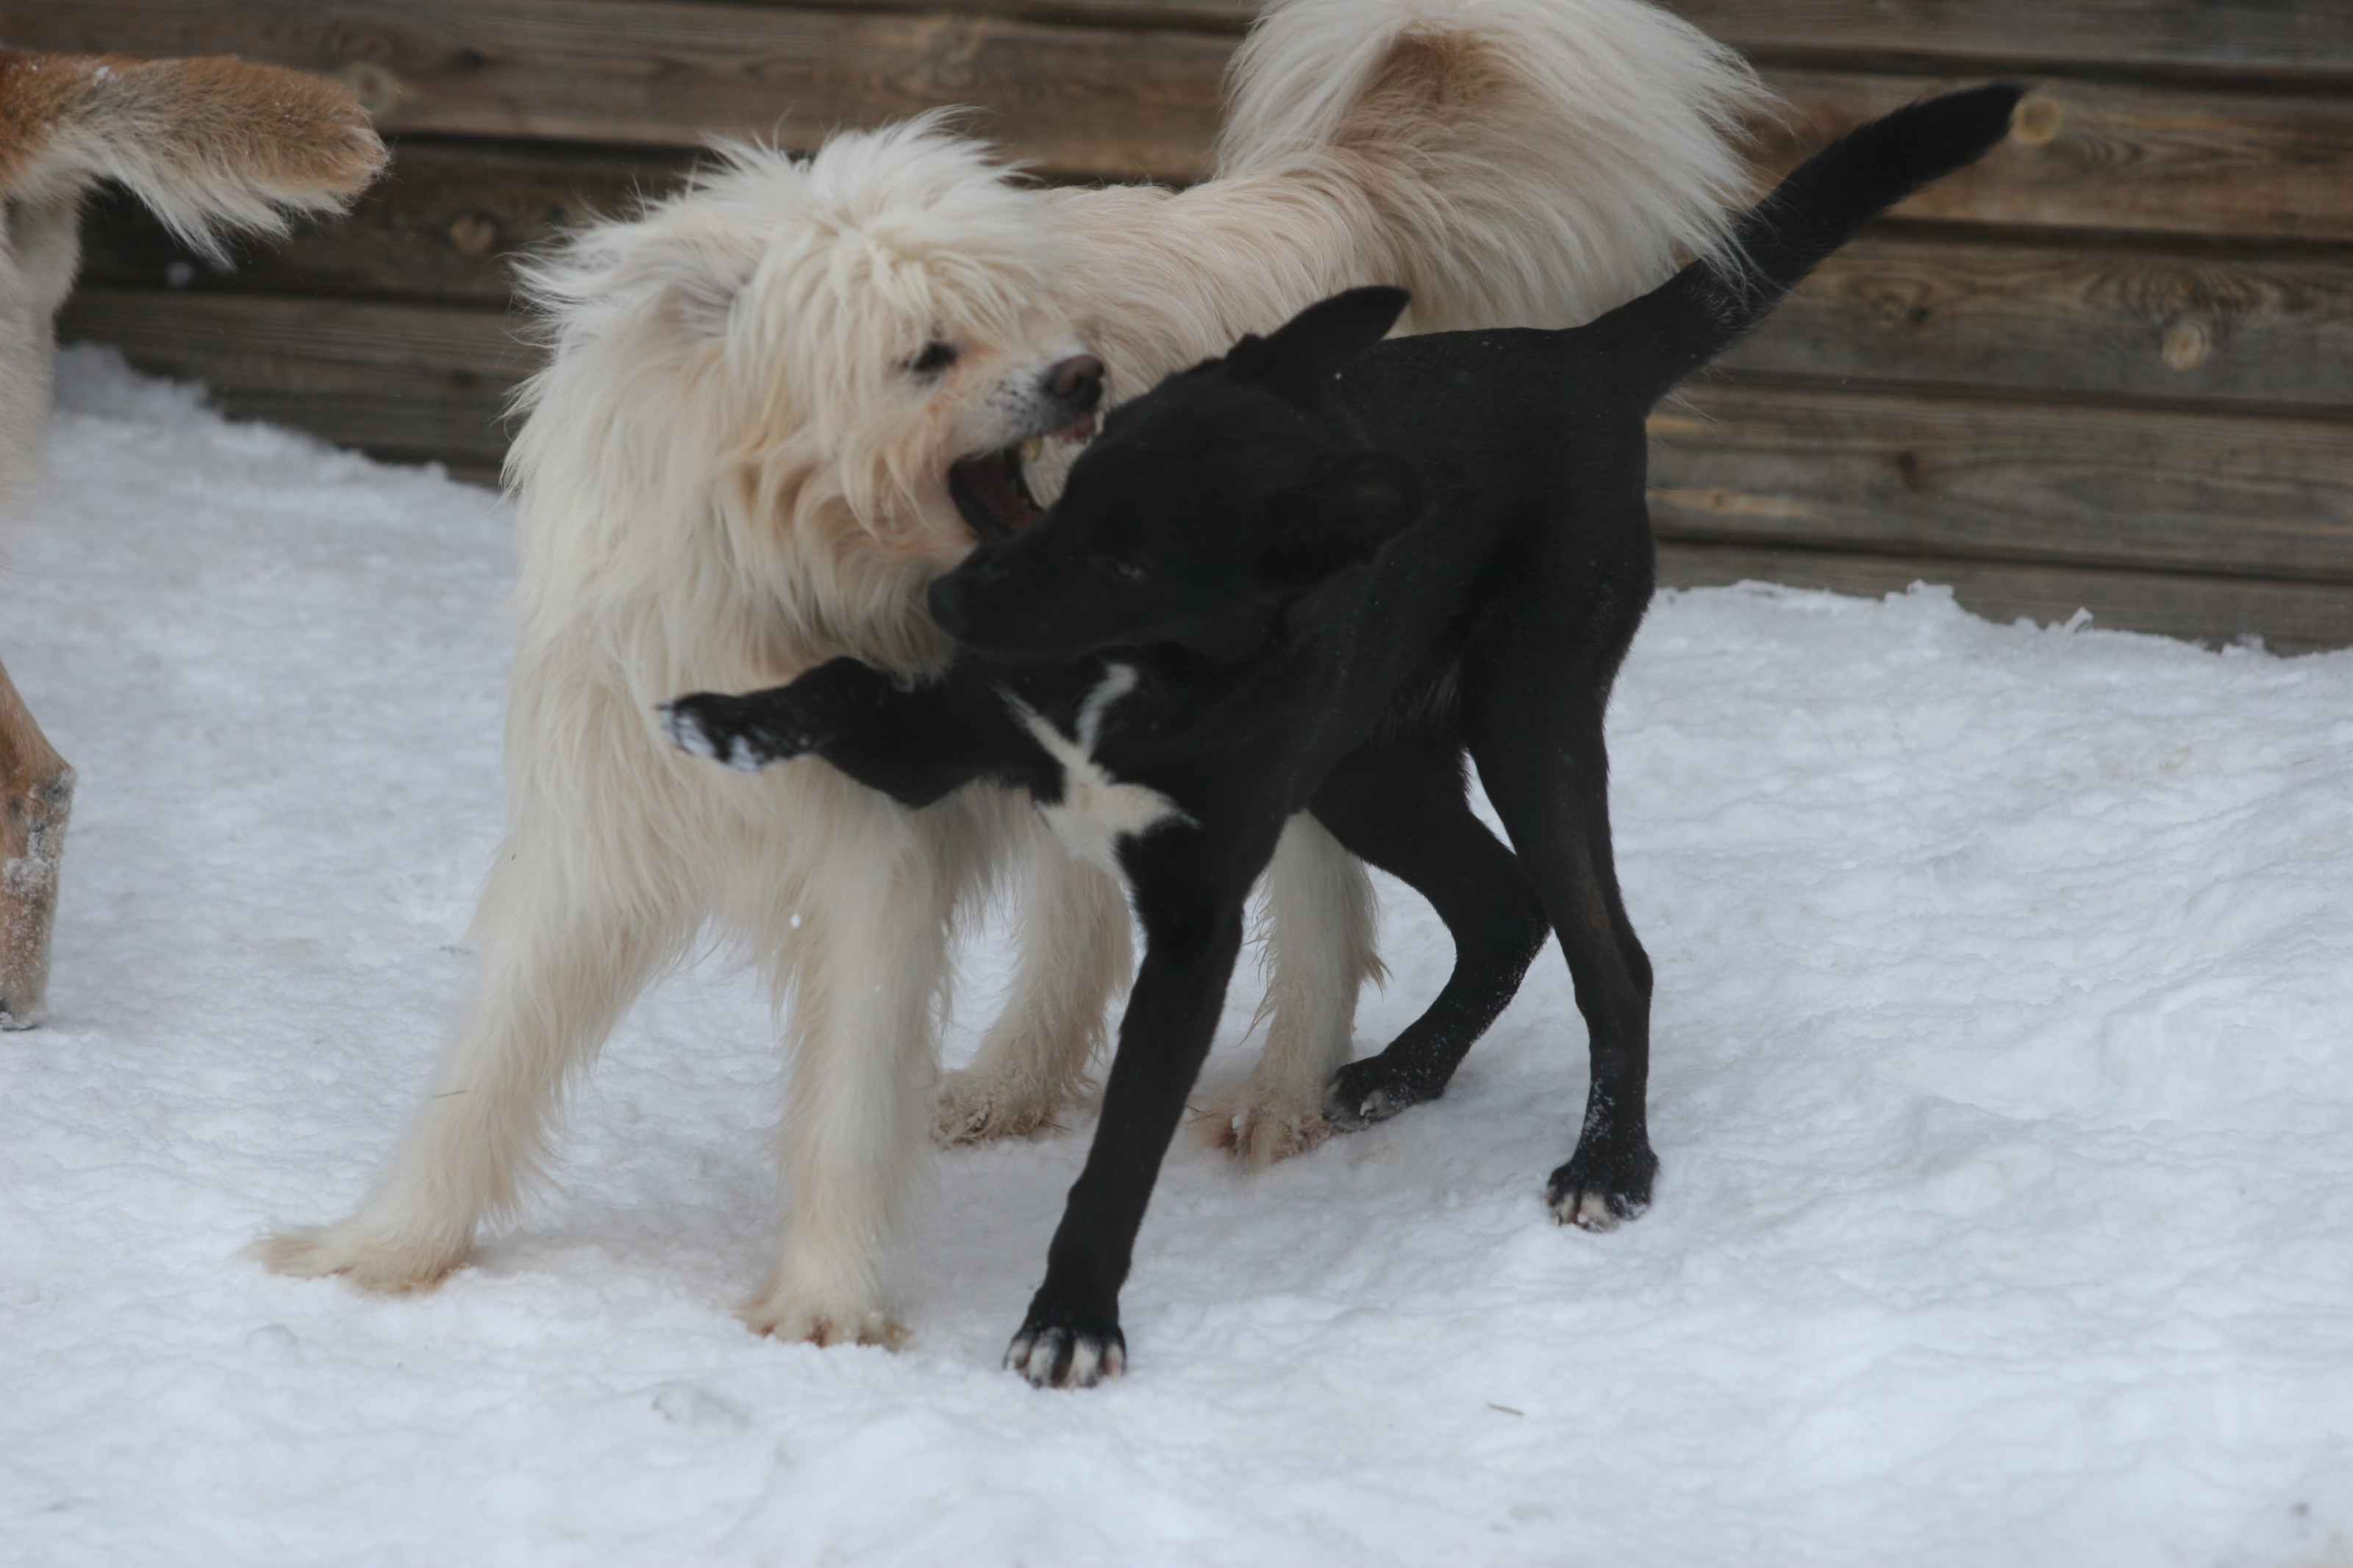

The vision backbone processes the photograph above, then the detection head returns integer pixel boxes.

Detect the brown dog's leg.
[0,654,71,1029]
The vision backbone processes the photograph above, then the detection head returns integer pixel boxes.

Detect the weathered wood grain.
[1649,382,2353,581]
[80,161,2353,416]
[1,0,1232,179]
[1667,1,2353,80]
[76,141,690,307]
[867,1,1259,28]
[1756,71,2353,243]
[249,0,2353,82]
[1722,232,2353,413]
[1657,542,2353,654]
[57,289,526,389]
[56,288,526,466]
[12,4,2353,229]
[191,387,518,475]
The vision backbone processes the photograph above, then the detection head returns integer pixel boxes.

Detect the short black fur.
[664,85,2025,1386]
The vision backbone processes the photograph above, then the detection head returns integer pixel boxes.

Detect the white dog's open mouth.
[949,416,1098,541]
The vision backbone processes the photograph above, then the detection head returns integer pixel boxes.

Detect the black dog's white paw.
[659,700,754,772]
[1546,1179,1648,1231]
[1323,1054,1441,1131]
[1004,1320,1126,1389]
[1318,1067,1402,1128]
[659,695,821,774]
[1544,1138,1657,1232]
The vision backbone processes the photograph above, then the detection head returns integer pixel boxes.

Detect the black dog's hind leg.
[1007,834,1258,1387]
[1460,559,1657,1231]
[1310,728,1550,1128]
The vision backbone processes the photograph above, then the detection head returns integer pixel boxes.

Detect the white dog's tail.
[0,49,385,259]
[1214,0,1771,332]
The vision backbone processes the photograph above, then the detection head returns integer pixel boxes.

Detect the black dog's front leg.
[1007,860,1249,1388]
[663,657,1050,808]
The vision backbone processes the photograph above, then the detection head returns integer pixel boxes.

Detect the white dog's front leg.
[254,836,682,1291]
[1198,814,1379,1166]
[936,822,1132,1144]
[749,856,954,1347]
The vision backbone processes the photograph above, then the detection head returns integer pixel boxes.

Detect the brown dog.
[0,50,384,1028]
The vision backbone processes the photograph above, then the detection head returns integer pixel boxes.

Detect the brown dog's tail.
[0,49,385,259]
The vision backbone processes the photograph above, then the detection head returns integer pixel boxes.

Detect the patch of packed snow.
[4,347,2351,1566]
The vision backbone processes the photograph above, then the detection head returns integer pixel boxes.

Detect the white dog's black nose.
[1049,354,1104,410]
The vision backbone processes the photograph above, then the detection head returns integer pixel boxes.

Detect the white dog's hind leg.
[936,831,1132,1144]
[1197,815,1379,1167]
[254,836,682,1291]
[747,846,956,1347]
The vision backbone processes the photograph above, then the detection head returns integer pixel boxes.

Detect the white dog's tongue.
[951,451,1038,534]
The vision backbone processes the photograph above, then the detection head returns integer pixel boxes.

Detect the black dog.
[665,85,2024,1386]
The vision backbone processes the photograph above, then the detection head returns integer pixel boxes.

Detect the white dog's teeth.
[1022,436,1044,465]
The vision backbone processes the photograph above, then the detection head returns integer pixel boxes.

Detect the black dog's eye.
[1112,558,1149,583]
[904,340,960,376]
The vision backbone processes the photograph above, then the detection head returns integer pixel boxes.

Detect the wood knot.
[2010,93,2065,146]
[915,18,987,93]
[2160,318,2213,372]
[336,60,406,118]
[447,213,498,257]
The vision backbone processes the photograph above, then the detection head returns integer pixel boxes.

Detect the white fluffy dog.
[260,0,1768,1346]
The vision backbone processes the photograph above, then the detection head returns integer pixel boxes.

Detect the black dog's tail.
[1596,83,2024,404]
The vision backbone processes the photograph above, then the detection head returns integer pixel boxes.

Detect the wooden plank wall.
[12,0,2353,649]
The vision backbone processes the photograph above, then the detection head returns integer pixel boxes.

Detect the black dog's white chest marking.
[1007,664,1188,873]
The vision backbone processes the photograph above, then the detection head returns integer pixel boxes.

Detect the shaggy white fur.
[257,0,1769,1346]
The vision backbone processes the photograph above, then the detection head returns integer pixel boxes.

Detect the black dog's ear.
[1260,451,1422,589]
[1228,287,1410,409]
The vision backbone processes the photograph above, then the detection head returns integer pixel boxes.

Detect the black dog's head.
[926,287,1423,664]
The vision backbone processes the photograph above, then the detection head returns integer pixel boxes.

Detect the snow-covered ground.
[5,348,2352,1567]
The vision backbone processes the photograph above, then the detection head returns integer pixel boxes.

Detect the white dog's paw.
[740,1287,907,1349]
[932,1067,1080,1146]
[247,1220,471,1294]
[1192,1081,1336,1169]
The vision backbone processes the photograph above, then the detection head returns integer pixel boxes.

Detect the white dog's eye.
[903,341,960,376]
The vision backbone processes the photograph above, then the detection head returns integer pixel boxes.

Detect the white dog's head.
[510,116,1103,676]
